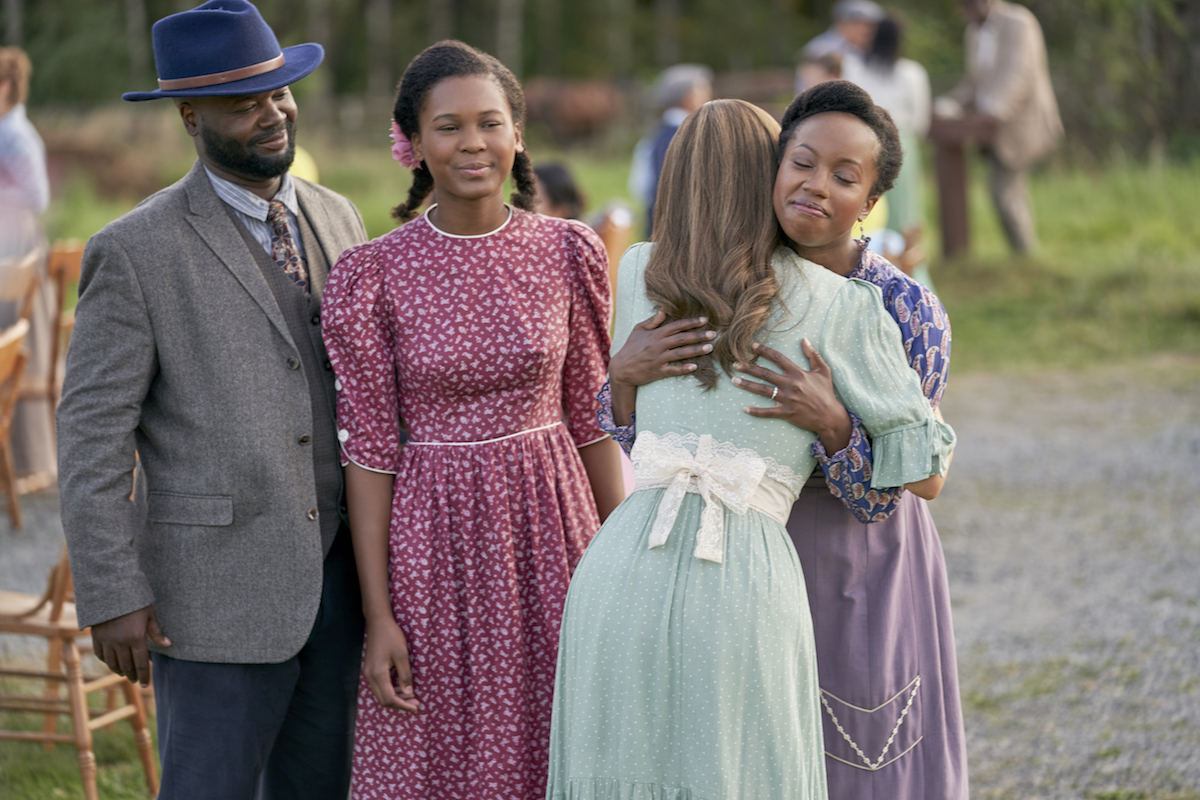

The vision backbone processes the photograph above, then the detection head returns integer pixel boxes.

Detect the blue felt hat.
[123,0,323,102]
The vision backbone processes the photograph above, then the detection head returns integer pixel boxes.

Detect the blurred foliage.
[10,0,1199,163]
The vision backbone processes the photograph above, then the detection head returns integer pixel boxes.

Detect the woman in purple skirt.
[598,81,967,799]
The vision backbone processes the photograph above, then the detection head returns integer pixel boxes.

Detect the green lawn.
[44,148,1200,375]
[0,677,158,799]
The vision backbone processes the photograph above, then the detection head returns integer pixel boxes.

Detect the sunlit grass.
[43,147,1200,373]
[0,676,158,800]
[927,159,1200,371]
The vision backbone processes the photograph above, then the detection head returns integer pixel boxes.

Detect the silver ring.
[770,386,779,401]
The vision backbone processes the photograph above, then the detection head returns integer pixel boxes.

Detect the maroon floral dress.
[322,207,612,800]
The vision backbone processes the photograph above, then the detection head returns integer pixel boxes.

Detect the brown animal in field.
[525,78,625,143]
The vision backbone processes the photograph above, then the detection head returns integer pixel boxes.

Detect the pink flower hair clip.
[390,121,421,169]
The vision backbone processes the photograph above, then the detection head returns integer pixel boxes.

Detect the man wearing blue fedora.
[56,1,368,796]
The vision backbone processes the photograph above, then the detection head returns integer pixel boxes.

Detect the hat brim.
[122,42,324,101]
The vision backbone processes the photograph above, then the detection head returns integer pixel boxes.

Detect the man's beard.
[201,118,296,180]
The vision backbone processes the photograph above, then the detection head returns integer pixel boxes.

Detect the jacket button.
[287,356,301,370]
[298,434,312,445]
[311,313,320,326]
[323,359,333,371]
[306,508,319,521]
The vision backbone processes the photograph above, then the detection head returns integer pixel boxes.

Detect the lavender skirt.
[788,481,969,800]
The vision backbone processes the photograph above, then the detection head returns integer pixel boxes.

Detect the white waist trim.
[630,431,801,563]
[405,421,562,447]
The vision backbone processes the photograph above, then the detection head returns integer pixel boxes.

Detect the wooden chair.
[0,249,41,327]
[0,545,160,800]
[0,319,30,529]
[43,239,85,428]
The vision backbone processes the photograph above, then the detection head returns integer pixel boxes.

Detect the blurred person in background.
[795,51,843,94]
[534,162,586,220]
[535,161,634,299]
[801,0,885,62]
[844,14,934,286]
[936,0,1062,254]
[628,63,713,238]
[0,45,57,481]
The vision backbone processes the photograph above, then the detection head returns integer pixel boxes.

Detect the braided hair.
[391,40,536,221]
[778,80,903,197]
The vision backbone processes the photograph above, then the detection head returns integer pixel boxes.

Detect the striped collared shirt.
[203,167,306,261]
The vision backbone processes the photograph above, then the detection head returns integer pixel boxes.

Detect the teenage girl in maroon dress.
[322,40,623,800]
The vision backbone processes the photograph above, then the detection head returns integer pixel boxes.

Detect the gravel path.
[937,357,1200,799]
[3,358,1198,798]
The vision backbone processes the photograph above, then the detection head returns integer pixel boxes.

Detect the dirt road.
[4,358,1199,798]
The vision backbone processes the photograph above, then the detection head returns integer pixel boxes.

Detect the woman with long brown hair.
[545,98,954,799]
[597,80,967,800]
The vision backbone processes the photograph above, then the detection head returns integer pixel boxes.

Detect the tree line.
[4,0,1198,162]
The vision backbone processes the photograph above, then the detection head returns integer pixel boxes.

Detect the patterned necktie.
[267,200,309,295]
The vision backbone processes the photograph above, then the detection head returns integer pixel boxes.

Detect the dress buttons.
[298,434,312,445]
[306,508,319,521]
[334,378,343,391]
[287,356,301,370]
[337,429,350,442]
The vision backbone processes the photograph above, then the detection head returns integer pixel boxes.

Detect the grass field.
[42,146,1200,374]
[0,676,157,799]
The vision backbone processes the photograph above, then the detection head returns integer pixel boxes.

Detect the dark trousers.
[152,528,364,800]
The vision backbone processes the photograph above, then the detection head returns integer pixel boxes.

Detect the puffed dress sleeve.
[561,220,614,447]
[813,259,953,518]
[815,278,956,488]
[321,240,401,474]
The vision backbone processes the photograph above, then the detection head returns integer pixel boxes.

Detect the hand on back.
[733,339,852,451]
[610,310,715,388]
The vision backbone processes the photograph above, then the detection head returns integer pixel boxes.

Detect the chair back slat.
[0,251,41,323]
[0,319,31,392]
[44,241,86,420]
[46,241,84,285]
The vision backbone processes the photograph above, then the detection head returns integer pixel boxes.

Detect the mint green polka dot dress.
[546,244,955,800]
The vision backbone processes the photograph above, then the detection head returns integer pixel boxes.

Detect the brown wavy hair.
[644,99,783,389]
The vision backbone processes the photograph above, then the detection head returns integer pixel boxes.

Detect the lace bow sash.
[631,432,771,563]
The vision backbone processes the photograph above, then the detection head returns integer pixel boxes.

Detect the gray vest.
[226,203,343,555]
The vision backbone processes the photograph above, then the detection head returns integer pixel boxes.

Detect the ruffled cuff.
[595,379,636,456]
[810,411,905,523]
[870,415,957,488]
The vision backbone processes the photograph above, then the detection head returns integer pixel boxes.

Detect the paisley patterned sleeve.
[321,239,402,474]
[810,411,905,523]
[562,221,614,447]
[813,253,953,522]
[878,261,951,408]
[596,379,636,455]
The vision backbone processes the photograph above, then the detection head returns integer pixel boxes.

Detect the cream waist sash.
[630,431,803,563]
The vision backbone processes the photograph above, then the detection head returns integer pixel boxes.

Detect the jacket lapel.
[295,181,338,299]
[181,162,292,343]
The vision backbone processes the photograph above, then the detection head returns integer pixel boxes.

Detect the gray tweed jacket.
[57,161,368,663]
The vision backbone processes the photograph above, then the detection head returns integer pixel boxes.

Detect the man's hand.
[91,605,171,687]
